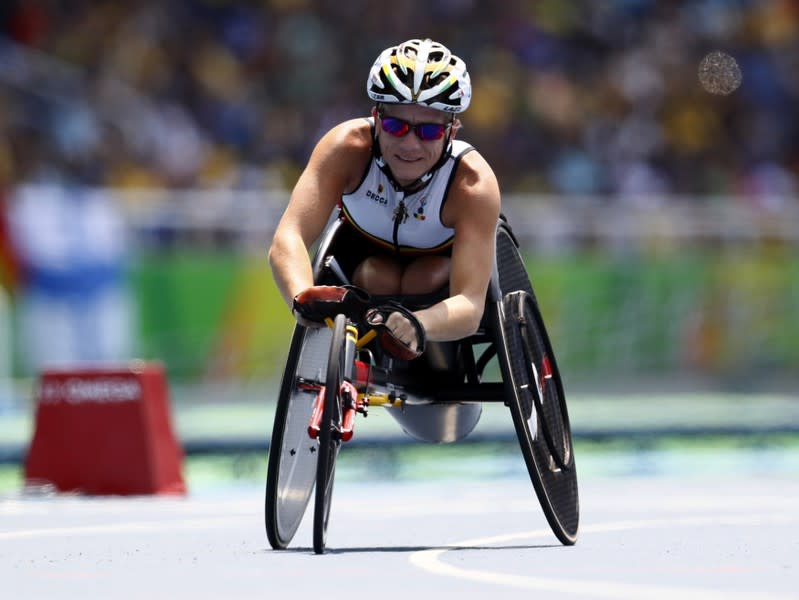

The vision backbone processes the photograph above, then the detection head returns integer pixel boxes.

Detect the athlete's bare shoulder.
[442,148,501,227]
[317,118,373,156]
[456,148,499,195]
[310,118,373,191]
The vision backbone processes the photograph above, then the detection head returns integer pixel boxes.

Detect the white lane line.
[409,514,798,600]
[0,515,250,540]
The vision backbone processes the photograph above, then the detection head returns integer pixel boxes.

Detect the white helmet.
[366,38,472,113]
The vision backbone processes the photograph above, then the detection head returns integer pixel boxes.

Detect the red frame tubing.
[307,387,325,439]
[353,360,371,390]
[339,381,360,442]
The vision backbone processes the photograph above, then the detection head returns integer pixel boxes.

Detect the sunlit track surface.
[2,473,798,600]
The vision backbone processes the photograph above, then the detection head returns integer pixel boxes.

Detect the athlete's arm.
[268,120,371,307]
[412,150,501,341]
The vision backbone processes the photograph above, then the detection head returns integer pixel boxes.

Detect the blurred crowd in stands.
[1,0,798,383]
[0,0,797,203]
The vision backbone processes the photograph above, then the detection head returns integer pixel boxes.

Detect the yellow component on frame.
[361,391,403,408]
[356,329,377,349]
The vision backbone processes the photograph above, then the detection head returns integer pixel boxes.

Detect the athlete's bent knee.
[352,256,402,295]
[401,256,450,295]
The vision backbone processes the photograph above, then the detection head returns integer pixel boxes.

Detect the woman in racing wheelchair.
[266,38,578,552]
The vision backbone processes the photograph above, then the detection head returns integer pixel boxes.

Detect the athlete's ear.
[450,118,462,139]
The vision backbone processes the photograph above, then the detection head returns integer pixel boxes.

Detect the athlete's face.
[374,104,459,187]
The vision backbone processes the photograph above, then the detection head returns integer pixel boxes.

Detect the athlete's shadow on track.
[274,544,561,554]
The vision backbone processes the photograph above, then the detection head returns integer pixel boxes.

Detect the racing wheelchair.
[264,215,579,554]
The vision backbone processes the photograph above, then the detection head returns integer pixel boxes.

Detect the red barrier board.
[24,362,186,495]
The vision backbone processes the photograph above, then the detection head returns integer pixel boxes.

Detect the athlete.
[269,38,501,358]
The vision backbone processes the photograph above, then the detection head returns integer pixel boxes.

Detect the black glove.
[292,285,371,326]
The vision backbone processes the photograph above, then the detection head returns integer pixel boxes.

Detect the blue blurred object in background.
[7,183,134,374]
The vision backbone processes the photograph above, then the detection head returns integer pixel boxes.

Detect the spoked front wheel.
[501,290,579,545]
[313,313,348,554]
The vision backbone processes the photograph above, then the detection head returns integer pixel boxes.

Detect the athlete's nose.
[396,130,425,153]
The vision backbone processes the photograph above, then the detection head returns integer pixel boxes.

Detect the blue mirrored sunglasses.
[378,111,452,141]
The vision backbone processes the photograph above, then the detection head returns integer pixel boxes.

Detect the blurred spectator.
[0,0,795,198]
[7,182,134,374]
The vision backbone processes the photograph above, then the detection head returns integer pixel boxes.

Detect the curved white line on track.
[408,514,798,600]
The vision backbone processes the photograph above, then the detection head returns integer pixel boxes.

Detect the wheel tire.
[313,314,346,554]
[502,290,579,545]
